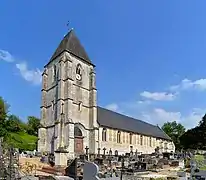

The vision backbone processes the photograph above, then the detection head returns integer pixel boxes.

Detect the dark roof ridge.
[98,106,158,128]
[97,106,172,140]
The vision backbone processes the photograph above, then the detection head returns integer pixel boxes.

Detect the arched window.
[153,138,156,147]
[51,100,54,111]
[164,142,168,150]
[140,135,143,145]
[74,127,82,137]
[76,64,81,74]
[76,64,82,80]
[160,141,163,149]
[78,102,82,111]
[117,131,121,143]
[53,65,57,81]
[102,128,107,141]
[129,133,133,144]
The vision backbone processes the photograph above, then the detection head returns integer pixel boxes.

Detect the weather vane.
[67,21,73,31]
[67,21,70,29]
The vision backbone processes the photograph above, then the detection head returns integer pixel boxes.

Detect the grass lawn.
[6,132,38,151]
[194,155,204,161]
[194,155,206,170]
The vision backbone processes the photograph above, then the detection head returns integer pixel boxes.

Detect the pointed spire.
[49,29,91,64]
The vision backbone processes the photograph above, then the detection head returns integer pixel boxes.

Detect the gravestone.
[114,150,118,157]
[103,148,106,156]
[65,158,77,179]
[48,153,55,166]
[52,176,74,180]
[83,161,99,180]
[94,158,103,165]
[21,176,39,180]
[79,155,85,161]
[109,149,112,156]
[97,148,101,157]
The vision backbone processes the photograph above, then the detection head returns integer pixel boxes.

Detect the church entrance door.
[74,137,83,154]
[74,127,84,154]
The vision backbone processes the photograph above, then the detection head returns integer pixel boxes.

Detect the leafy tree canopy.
[27,116,40,136]
[162,121,185,150]
[0,96,40,151]
[0,97,8,137]
[6,115,22,132]
[180,114,206,150]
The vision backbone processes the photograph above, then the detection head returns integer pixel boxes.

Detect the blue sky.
[1,0,206,129]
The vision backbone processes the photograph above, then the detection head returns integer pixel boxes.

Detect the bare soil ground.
[19,157,52,176]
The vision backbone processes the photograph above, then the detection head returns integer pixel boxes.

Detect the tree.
[180,126,201,150]
[197,114,206,149]
[180,114,206,150]
[6,115,22,132]
[162,121,185,150]
[199,114,206,127]
[27,116,40,136]
[0,97,8,137]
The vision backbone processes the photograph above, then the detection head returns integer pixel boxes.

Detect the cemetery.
[3,141,206,180]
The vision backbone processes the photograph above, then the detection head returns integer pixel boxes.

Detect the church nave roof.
[97,106,171,141]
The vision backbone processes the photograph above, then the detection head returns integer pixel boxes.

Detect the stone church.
[38,29,175,165]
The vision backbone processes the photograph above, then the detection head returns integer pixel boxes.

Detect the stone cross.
[120,155,125,180]
[103,147,106,155]
[85,146,89,155]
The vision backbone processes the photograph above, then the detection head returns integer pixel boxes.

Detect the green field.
[5,132,38,151]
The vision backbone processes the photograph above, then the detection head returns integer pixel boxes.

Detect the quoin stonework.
[38,29,175,165]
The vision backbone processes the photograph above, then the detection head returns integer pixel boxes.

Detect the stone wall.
[38,51,98,156]
[99,127,175,155]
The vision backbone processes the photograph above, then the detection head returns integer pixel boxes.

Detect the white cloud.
[0,49,42,85]
[137,100,151,104]
[105,103,119,111]
[141,108,181,125]
[104,100,205,129]
[16,62,42,85]
[0,49,15,62]
[140,91,176,101]
[170,78,206,91]
[141,108,205,129]
[105,77,206,130]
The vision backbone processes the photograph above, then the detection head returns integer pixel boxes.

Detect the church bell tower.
[38,29,99,162]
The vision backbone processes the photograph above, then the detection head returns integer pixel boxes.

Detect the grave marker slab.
[83,161,99,180]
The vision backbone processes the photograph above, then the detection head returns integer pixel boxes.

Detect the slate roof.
[97,106,171,141]
[49,29,91,65]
